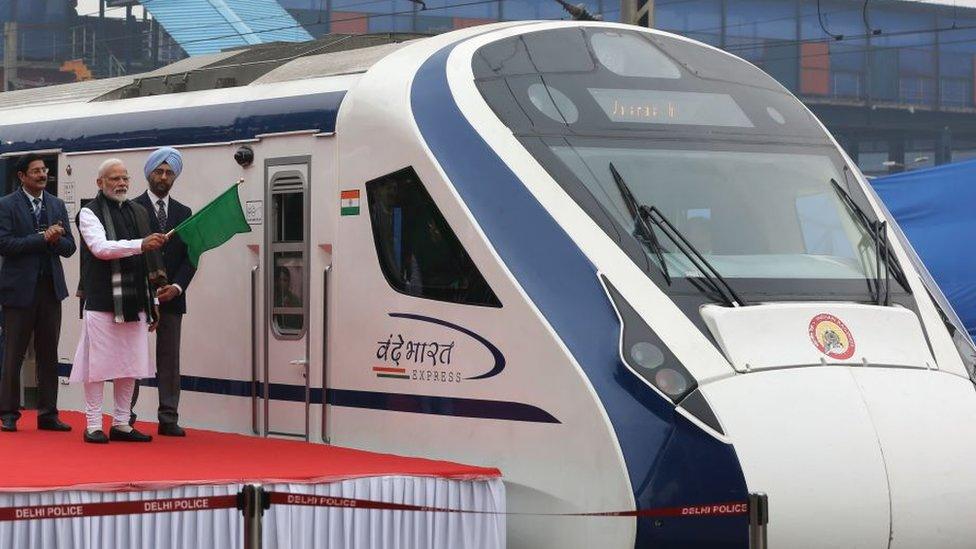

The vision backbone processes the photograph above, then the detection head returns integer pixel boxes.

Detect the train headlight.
[601,275,696,403]
[655,368,690,397]
[630,342,664,370]
[602,275,725,434]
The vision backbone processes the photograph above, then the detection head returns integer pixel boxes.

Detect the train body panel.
[329,24,637,547]
[0,21,972,549]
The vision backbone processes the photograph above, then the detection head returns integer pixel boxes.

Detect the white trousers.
[83,378,136,432]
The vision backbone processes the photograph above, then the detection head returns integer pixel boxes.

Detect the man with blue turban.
[130,146,196,437]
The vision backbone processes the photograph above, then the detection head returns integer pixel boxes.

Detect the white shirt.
[78,207,144,260]
[146,191,183,295]
[148,189,169,218]
[78,205,183,295]
[22,188,42,213]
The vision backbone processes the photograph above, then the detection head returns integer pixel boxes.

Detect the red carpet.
[0,411,500,492]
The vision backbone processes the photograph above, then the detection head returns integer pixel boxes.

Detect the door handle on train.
[290,359,309,378]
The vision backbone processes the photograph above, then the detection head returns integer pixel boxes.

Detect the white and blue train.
[0,21,974,548]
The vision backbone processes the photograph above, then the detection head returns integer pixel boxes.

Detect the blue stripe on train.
[56,363,559,424]
[0,91,345,154]
[409,38,748,547]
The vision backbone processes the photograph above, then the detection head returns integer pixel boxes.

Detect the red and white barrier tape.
[0,492,749,522]
[0,495,239,522]
[267,492,749,518]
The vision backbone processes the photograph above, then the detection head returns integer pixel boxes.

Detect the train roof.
[0,33,426,113]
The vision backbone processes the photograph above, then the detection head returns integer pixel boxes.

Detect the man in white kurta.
[70,158,168,444]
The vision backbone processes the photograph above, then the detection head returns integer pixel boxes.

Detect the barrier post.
[748,492,769,549]
[239,484,269,549]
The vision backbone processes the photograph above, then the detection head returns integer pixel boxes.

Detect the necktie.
[32,198,41,227]
[156,199,167,232]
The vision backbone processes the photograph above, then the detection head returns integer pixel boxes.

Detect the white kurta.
[69,206,155,383]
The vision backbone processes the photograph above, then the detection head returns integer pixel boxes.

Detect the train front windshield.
[550,144,875,280]
[474,27,904,298]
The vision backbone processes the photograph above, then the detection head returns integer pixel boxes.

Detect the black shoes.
[109,426,152,442]
[158,423,186,437]
[0,418,16,432]
[84,427,152,443]
[84,430,108,444]
[38,418,72,432]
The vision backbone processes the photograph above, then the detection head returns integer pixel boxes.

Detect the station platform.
[0,410,505,549]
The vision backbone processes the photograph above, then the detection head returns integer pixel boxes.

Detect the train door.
[263,156,311,439]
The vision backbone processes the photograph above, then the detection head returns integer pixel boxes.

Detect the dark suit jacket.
[134,192,195,314]
[0,189,75,307]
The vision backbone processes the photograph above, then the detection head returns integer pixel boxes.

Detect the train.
[0,20,973,548]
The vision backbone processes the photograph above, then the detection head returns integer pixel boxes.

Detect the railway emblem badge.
[808,313,855,360]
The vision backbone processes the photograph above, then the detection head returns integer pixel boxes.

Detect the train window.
[366,167,501,308]
[795,193,859,259]
[475,28,593,77]
[3,153,59,196]
[270,172,306,337]
[548,143,881,280]
[527,82,579,124]
[589,31,681,79]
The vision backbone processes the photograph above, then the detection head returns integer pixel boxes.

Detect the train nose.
[702,367,976,549]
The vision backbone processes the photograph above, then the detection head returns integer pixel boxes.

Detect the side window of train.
[365,167,501,308]
[271,171,306,337]
[2,154,58,195]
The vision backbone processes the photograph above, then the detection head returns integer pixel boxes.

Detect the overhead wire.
[55,0,491,54]
[861,0,881,36]
[702,0,969,56]
[714,15,976,56]
[50,0,508,55]
[818,0,845,40]
[683,6,860,37]
[33,0,976,74]
[756,33,976,65]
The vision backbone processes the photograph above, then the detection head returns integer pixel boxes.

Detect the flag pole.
[165,178,244,238]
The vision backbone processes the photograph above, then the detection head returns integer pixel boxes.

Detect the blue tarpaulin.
[142,0,313,56]
[872,160,976,341]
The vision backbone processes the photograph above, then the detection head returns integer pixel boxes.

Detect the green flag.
[172,182,252,267]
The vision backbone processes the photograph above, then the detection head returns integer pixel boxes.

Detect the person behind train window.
[128,147,195,437]
[275,266,301,308]
[0,153,76,433]
[369,182,406,282]
[404,217,464,297]
[70,158,168,444]
[274,266,302,331]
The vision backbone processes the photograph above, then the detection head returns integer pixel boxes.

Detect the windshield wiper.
[640,205,747,307]
[608,163,746,307]
[609,162,671,285]
[830,176,908,305]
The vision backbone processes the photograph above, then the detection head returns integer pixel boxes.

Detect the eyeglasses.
[106,175,130,183]
[26,167,49,175]
[151,168,176,177]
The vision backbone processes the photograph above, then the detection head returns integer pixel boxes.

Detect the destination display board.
[589,89,755,128]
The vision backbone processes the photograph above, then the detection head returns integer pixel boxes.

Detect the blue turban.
[144,147,183,181]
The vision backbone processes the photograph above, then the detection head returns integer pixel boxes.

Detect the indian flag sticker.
[340,189,361,216]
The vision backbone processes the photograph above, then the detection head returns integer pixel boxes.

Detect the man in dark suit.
[130,147,194,437]
[0,153,76,432]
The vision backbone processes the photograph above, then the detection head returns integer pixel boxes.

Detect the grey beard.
[107,191,127,203]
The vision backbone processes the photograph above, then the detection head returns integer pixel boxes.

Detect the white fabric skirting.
[263,477,506,549]
[0,477,505,549]
[0,484,241,549]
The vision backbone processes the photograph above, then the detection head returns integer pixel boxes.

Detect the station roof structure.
[0,33,426,111]
[139,0,314,56]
